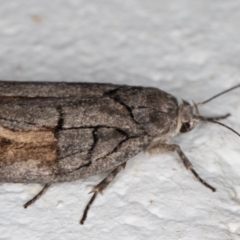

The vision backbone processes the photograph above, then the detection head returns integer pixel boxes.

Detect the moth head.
[178,100,198,133]
[177,84,240,138]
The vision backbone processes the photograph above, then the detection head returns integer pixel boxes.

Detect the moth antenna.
[195,116,240,137]
[197,84,240,106]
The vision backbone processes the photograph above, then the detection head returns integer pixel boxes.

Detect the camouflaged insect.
[0,81,239,224]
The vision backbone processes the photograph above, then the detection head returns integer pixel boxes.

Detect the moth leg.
[80,162,126,225]
[146,143,216,192]
[23,183,51,208]
[202,113,230,121]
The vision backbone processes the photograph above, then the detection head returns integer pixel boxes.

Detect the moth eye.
[180,123,191,133]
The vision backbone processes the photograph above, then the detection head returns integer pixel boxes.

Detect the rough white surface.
[0,1,240,239]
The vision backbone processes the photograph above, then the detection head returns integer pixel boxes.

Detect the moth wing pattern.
[0,82,161,183]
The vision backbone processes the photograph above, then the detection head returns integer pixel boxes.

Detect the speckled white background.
[0,1,240,239]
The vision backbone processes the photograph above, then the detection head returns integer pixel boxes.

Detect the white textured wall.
[0,1,240,239]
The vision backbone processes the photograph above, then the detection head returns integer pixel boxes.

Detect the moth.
[0,81,239,224]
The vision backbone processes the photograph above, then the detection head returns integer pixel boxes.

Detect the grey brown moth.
[0,81,239,224]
